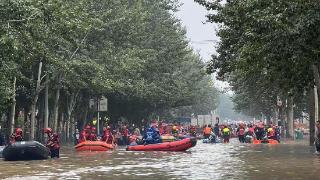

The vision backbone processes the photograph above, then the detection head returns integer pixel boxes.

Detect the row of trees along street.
[0,0,218,142]
[196,0,320,144]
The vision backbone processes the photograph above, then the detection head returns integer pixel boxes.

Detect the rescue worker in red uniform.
[79,125,91,142]
[44,128,60,158]
[102,126,114,144]
[9,128,23,144]
[89,127,97,141]
[237,125,246,143]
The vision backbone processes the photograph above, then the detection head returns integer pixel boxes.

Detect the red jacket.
[79,130,87,142]
[102,130,113,144]
[9,133,23,144]
[47,133,60,150]
[89,133,97,141]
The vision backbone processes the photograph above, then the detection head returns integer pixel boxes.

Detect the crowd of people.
[74,121,199,146]
[202,122,281,144]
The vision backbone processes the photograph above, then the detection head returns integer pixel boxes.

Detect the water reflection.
[0,139,319,180]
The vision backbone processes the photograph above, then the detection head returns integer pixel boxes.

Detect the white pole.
[97,97,100,136]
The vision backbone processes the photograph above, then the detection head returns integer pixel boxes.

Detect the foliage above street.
[195,0,320,118]
[0,0,218,134]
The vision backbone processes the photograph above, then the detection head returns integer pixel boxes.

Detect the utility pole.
[97,96,100,136]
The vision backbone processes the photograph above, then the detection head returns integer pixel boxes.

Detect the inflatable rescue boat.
[75,141,114,151]
[253,139,279,144]
[0,146,4,158]
[126,137,197,151]
[3,141,49,161]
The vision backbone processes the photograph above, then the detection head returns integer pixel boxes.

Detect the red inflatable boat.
[253,139,279,144]
[75,141,114,151]
[126,138,197,151]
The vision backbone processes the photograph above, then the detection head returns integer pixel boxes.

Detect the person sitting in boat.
[79,125,90,142]
[44,128,60,158]
[89,127,97,141]
[143,126,161,145]
[9,128,23,144]
[102,126,114,144]
[208,131,217,143]
[172,126,179,138]
[267,126,275,140]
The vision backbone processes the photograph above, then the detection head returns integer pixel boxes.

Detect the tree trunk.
[66,91,78,143]
[44,77,49,142]
[53,86,60,132]
[30,61,43,140]
[70,117,75,144]
[287,97,294,139]
[309,87,316,146]
[44,77,49,129]
[22,108,28,138]
[312,64,320,91]
[30,98,38,140]
[10,77,16,134]
[66,118,70,142]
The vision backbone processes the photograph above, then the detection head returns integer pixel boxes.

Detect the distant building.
[191,114,219,126]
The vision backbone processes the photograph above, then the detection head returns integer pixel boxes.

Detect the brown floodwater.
[0,139,319,180]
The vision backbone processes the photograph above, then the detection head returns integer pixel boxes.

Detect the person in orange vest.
[9,128,23,144]
[44,128,60,158]
[203,125,212,139]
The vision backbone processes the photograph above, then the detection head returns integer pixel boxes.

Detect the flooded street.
[0,139,319,180]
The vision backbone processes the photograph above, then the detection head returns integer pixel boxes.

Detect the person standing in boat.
[44,128,60,158]
[9,128,23,144]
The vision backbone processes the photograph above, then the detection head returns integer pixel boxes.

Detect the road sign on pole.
[99,96,108,112]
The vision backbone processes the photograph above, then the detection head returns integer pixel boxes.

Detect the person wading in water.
[315,120,320,154]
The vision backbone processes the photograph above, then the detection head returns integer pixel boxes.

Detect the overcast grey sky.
[175,1,230,91]
[175,0,218,61]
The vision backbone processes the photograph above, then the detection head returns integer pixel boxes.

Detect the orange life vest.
[204,127,211,135]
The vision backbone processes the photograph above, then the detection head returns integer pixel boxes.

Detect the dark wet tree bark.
[309,87,316,146]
